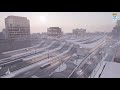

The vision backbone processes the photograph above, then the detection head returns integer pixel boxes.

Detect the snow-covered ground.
[1,44,73,78]
[89,53,108,78]
[100,62,120,78]
[66,35,91,42]
[2,40,45,55]
[2,41,56,61]
[65,35,105,49]
[23,42,66,61]
[93,61,120,78]
[79,36,105,49]
[55,63,67,72]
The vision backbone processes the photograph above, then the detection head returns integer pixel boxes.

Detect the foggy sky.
[0,12,119,33]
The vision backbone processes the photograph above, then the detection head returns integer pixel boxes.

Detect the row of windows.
[10,36,29,39]
[48,34,62,36]
[47,32,62,34]
[9,32,29,34]
[8,29,29,31]
[8,26,29,28]
[9,34,28,36]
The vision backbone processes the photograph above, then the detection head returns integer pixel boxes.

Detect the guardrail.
[67,39,106,78]
[89,53,108,78]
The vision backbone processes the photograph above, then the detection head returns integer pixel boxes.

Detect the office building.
[47,27,63,39]
[4,16,30,40]
[73,28,86,36]
[112,20,120,39]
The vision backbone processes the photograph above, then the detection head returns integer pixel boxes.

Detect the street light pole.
[58,57,63,72]
[48,50,49,59]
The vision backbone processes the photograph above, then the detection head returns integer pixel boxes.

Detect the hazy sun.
[40,16,46,23]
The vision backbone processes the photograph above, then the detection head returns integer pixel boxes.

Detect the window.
[9,24,12,26]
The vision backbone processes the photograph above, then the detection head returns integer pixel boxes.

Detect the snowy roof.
[94,61,120,78]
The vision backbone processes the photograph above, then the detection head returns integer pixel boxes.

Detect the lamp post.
[58,57,63,72]
[48,50,49,59]
[77,46,82,59]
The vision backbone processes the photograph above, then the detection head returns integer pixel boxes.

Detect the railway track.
[0,43,73,78]
[68,40,106,78]
[13,47,75,78]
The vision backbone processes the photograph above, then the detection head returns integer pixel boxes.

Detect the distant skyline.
[0,12,119,33]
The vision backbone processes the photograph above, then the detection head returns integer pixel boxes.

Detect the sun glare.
[40,16,46,23]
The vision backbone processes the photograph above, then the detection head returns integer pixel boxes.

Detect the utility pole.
[48,50,49,59]
[58,57,63,72]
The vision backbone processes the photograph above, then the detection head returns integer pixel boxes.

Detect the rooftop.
[94,61,120,78]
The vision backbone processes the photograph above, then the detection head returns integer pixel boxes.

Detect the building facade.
[31,33,41,39]
[41,32,48,39]
[73,28,86,36]
[47,27,63,39]
[114,46,120,63]
[112,20,120,39]
[4,16,30,40]
[0,32,5,39]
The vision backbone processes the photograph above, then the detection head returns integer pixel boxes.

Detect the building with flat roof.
[114,46,120,63]
[4,16,30,40]
[93,61,120,78]
[73,28,86,36]
[112,20,120,39]
[47,27,63,39]
[0,32,5,39]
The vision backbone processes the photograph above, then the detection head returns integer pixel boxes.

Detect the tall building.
[0,32,5,39]
[2,28,7,39]
[112,20,120,39]
[73,28,86,36]
[116,20,120,26]
[41,32,48,39]
[4,16,30,40]
[47,27,63,39]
